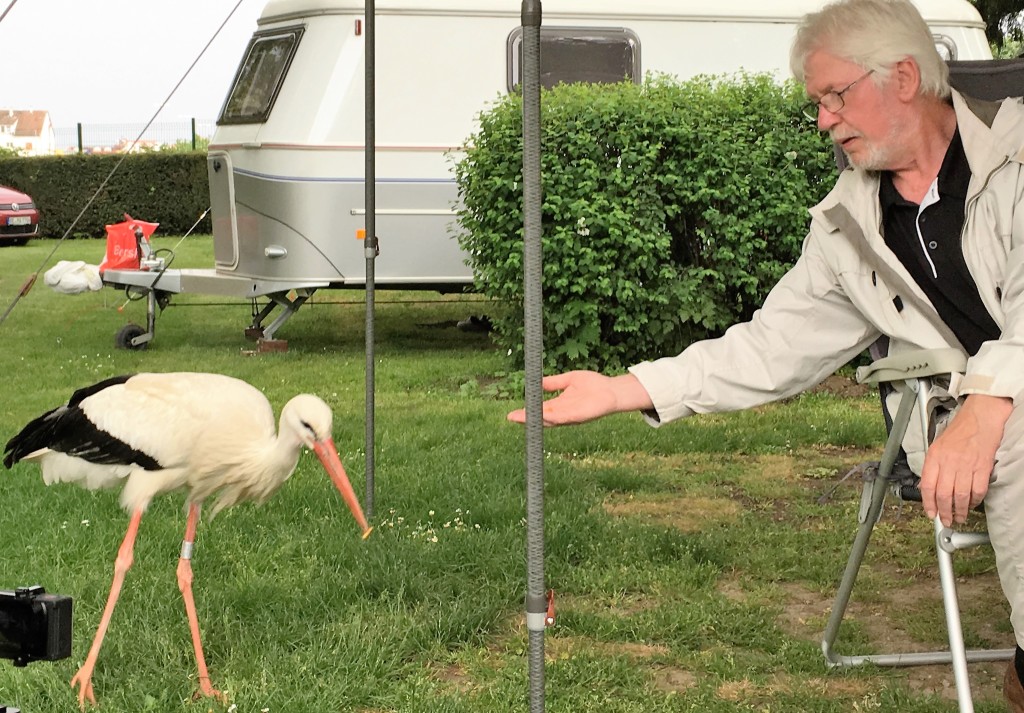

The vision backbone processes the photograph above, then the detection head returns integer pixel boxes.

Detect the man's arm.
[506,371,654,426]
[919,393,1013,526]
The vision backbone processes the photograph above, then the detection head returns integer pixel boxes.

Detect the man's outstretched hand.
[507,371,654,427]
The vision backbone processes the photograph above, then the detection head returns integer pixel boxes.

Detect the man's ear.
[892,57,922,101]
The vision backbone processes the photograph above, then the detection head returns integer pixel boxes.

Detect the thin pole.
[364,0,377,520]
[0,0,20,26]
[521,2,545,711]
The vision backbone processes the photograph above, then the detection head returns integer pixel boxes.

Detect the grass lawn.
[0,236,1011,712]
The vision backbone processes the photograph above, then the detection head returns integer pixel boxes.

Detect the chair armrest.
[855,348,967,385]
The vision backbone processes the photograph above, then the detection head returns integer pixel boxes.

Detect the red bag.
[98,213,159,273]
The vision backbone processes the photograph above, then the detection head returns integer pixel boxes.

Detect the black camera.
[0,586,72,666]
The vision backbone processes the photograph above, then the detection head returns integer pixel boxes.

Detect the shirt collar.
[878,126,968,212]
[937,127,969,201]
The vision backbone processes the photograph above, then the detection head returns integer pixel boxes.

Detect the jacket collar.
[951,89,1024,179]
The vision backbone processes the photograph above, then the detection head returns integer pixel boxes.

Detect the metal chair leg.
[822,376,918,667]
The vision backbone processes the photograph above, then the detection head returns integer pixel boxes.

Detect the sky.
[2,0,266,127]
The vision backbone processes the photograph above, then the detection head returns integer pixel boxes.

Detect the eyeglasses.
[802,69,875,122]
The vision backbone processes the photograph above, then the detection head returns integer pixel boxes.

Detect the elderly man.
[508,0,1024,707]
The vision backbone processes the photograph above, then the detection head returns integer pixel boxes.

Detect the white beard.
[833,117,903,171]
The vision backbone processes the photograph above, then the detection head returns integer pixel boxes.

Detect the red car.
[0,185,40,245]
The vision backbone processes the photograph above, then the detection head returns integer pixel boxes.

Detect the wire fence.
[53,119,218,154]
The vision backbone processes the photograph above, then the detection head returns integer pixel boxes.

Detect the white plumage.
[4,372,371,709]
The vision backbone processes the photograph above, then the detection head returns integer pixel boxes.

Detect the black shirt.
[878,128,1000,356]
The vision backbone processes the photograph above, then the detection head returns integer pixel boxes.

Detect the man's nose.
[817,106,841,132]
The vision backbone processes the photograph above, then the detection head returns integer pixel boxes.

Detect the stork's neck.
[270,416,305,479]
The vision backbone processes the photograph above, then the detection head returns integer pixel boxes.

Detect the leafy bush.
[454,73,836,372]
[0,152,210,238]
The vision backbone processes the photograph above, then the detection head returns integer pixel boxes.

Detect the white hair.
[790,0,951,98]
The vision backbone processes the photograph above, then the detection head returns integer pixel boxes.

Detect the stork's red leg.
[71,508,144,710]
[176,503,222,701]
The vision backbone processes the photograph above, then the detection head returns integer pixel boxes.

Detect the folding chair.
[820,348,1014,712]
[945,57,1024,100]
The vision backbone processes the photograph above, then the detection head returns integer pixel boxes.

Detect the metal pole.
[191,118,197,151]
[917,382,974,713]
[521,2,545,711]
[364,0,377,520]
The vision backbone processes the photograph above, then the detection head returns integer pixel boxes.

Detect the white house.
[0,110,57,155]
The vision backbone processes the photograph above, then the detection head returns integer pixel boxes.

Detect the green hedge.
[0,152,211,238]
[454,73,837,373]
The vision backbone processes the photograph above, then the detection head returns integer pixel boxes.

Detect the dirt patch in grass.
[814,444,881,460]
[809,373,873,398]
[425,660,478,695]
[717,575,753,604]
[602,493,741,532]
[651,665,699,693]
[716,673,874,702]
[767,577,1014,703]
[545,634,671,661]
[563,450,724,477]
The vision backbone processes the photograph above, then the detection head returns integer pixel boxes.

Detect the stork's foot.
[192,677,225,703]
[70,667,97,709]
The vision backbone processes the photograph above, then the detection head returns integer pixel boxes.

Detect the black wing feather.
[4,375,161,471]
[67,375,134,407]
[4,404,66,468]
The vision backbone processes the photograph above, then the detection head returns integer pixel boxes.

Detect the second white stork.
[2,372,372,709]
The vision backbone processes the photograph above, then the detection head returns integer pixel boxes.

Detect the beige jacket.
[630,90,1024,425]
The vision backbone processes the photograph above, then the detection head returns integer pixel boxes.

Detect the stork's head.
[282,394,334,449]
[282,394,372,539]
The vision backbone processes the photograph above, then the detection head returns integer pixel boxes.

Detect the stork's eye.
[299,420,317,437]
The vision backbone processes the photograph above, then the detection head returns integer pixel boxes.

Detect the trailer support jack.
[244,288,318,349]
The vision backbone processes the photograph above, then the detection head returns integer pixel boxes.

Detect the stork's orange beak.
[313,439,372,539]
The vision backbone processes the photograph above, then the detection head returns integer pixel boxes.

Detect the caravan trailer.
[102,0,992,346]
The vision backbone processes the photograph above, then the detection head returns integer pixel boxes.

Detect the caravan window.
[507,27,641,92]
[219,27,305,125]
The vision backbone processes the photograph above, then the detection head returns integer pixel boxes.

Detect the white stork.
[2,372,372,709]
